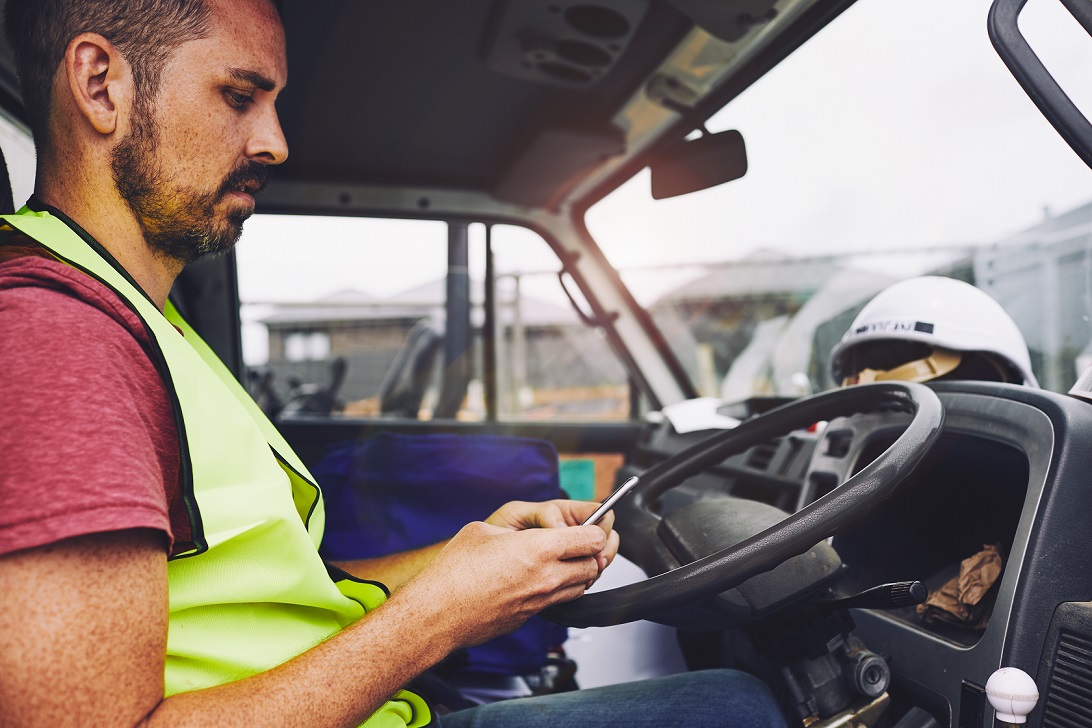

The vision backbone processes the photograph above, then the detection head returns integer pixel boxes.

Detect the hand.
[393,519,608,649]
[485,499,620,581]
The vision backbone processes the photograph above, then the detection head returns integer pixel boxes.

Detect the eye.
[225,89,255,109]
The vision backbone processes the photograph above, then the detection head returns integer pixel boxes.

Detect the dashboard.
[614,381,1092,727]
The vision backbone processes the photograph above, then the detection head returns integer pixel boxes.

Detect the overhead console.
[485,0,651,89]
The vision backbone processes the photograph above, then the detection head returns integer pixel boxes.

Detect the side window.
[236,215,448,418]
[236,217,633,422]
[490,225,630,421]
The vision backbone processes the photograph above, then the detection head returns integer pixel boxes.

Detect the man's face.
[111,0,288,264]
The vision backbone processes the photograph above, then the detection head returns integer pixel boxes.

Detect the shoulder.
[0,234,152,348]
[0,237,178,557]
[0,229,170,423]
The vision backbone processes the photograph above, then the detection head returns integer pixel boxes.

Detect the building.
[258,277,626,418]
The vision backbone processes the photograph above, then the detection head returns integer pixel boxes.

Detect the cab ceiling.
[276,0,690,194]
[0,0,852,213]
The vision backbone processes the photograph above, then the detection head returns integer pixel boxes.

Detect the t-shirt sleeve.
[0,277,176,556]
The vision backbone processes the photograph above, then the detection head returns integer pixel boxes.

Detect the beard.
[110,103,269,265]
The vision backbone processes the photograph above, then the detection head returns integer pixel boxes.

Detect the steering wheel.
[542,381,943,628]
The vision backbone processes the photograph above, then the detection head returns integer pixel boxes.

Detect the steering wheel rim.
[543,381,944,628]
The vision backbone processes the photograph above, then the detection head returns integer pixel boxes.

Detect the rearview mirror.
[649,129,747,200]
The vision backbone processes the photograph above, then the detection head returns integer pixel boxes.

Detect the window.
[235,217,633,420]
[0,109,37,208]
[283,331,330,362]
[489,225,630,421]
[586,0,1092,398]
[236,215,449,418]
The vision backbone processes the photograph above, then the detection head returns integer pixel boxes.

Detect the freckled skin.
[112,0,288,263]
[145,0,288,228]
[36,0,289,308]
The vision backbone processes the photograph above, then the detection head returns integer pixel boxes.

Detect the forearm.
[1,531,456,728]
[331,540,448,592]
[3,520,607,727]
[146,515,591,727]
[145,588,456,728]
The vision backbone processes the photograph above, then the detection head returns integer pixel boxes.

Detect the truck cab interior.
[0,0,1090,726]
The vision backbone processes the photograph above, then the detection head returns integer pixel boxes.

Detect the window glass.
[586,0,1092,398]
[490,225,630,421]
[236,215,448,417]
[235,217,632,420]
[283,331,330,362]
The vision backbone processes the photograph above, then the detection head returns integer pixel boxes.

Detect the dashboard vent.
[1042,630,1092,726]
[745,439,780,472]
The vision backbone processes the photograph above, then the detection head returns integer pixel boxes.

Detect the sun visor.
[494,126,626,208]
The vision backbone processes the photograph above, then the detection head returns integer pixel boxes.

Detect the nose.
[247,103,289,165]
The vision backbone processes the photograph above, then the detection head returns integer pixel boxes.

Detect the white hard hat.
[830,276,1038,387]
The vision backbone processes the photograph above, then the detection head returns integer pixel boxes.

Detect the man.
[0,1,786,726]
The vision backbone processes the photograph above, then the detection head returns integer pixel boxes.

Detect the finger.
[458,520,507,540]
[595,508,615,535]
[531,502,568,529]
[544,556,600,596]
[554,499,601,526]
[548,525,607,560]
[484,500,529,529]
[598,529,620,572]
[509,501,568,530]
[547,583,589,606]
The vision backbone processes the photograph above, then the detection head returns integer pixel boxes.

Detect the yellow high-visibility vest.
[4,206,432,728]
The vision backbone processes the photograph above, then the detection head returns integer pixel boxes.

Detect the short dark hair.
[3,0,214,151]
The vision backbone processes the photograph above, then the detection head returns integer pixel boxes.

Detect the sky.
[586,0,1092,269]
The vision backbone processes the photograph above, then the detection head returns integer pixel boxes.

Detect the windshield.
[586,0,1092,398]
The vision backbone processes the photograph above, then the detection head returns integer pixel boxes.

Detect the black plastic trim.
[573,0,860,211]
[566,214,699,405]
[988,0,1092,168]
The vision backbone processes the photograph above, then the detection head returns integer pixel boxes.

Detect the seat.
[377,319,443,418]
[313,432,574,706]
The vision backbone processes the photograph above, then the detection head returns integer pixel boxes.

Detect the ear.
[63,33,130,136]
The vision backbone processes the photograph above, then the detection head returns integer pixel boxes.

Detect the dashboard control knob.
[986,667,1039,725]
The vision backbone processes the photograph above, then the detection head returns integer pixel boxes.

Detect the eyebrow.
[228,68,277,92]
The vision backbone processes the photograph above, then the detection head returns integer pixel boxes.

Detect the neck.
[33,162,182,310]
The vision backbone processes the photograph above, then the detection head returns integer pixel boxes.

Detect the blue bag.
[314,432,569,677]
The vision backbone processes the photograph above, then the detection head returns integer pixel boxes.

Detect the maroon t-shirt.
[0,240,185,557]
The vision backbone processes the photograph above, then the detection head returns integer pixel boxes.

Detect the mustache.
[218,160,270,198]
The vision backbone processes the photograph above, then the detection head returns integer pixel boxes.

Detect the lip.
[225,189,256,206]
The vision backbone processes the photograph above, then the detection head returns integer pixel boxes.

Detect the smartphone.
[581,475,640,526]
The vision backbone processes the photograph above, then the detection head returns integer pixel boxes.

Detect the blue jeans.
[438,670,788,728]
